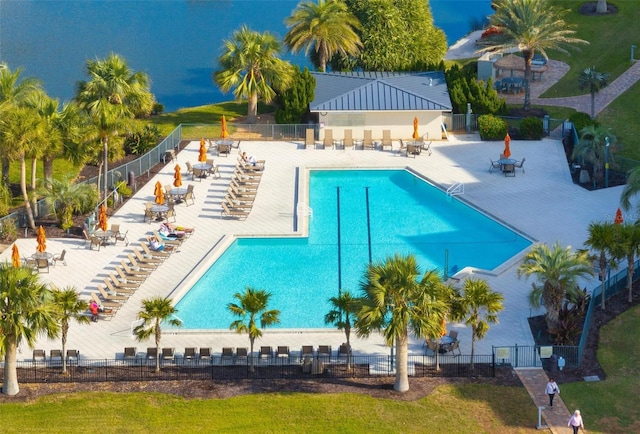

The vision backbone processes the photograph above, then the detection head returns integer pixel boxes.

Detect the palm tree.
[133,296,182,373]
[228,287,280,373]
[324,289,361,369]
[479,0,587,110]
[517,242,594,330]
[284,0,362,72]
[76,53,153,199]
[572,125,615,187]
[40,177,98,230]
[620,167,640,213]
[584,221,618,309]
[0,105,47,230]
[0,264,59,395]
[214,26,294,123]
[51,285,90,374]
[613,223,640,303]
[355,254,449,393]
[456,278,504,369]
[578,66,609,120]
[0,66,42,182]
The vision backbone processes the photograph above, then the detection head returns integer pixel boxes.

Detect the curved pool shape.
[174,169,531,329]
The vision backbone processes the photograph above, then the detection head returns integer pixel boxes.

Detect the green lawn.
[0,384,538,433]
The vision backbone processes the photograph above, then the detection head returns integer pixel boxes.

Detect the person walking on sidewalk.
[545,378,560,406]
[568,409,584,433]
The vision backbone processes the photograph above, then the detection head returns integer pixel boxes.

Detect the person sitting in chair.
[90,301,99,322]
[247,155,258,166]
[149,236,166,251]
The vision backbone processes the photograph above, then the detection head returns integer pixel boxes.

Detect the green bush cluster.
[445,64,507,115]
[520,117,544,139]
[0,217,18,242]
[569,112,599,132]
[478,114,508,140]
[123,124,161,155]
[274,67,315,124]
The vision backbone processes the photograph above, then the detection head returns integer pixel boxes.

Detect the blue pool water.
[1,1,493,112]
[174,169,531,329]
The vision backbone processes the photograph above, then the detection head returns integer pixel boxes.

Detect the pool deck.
[3,135,622,361]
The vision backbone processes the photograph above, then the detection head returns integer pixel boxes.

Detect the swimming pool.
[174,169,531,329]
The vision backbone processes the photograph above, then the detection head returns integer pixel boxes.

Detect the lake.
[0,0,493,112]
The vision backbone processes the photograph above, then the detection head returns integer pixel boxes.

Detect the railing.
[3,353,495,383]
[442,113,565,139]
[446,182,464,197]
[493,344,579,369]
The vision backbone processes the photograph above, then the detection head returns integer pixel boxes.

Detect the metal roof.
[310,71,452,112]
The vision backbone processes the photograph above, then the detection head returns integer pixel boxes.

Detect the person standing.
[545,378,560,406]
[90,301,99,322]
[567,409,584,433]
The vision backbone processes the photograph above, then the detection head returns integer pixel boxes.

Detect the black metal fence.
[2,354,495,383]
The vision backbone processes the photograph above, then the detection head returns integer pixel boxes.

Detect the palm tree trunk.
[600,252,607,310]
[20,157,36,230]
[394,332,409,392]
[523,51,533,111]
[470,330,476,370]
[2,338,20,395]
[61,321,69,374]
[628,255,635,303]
[103,136,109,200]
[247,93,258,124]
[30,157,37,190]
[249,338,255,373]
[2,157,10,183]
[43,156,54,181]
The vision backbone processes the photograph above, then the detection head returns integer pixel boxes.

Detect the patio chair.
[448,340,462,356]
[276,346,290,360]
[503,163,516,177]
[143,207,154,224]
[514,157,526,173]
[343,129,353,149]
[221,202,250,220]
[91,291,121,309]
[147,347,158,361]
[114,266,145,283]
[362,130,374,150]
[50,349,63,363]
[192,168,205,182]
[320,129,333,149]
[381,129,392,150]
[425,339,438,356]
[305,128,316,149]
[199,347,212,360]
[236,347,248,364]
[36,258,49,273]
[489,159,502,173]
[113,228,129,246]
[51,249,67,266]
[259,346,273,360]
[184,347,197,360]
[162,347,175,362]
[128,252,159,271]
[301,345,315,359]
[185,161,193,176]
[66,349,80,363]
[221,347,234,363]
[337,343,350,359]
[140,242,171,259]
[124,347,137,360]
[89,235,102,251]
[317,345,332,360]
[33,349,46,362]
[98,283,129,301]
[218,143,230,157]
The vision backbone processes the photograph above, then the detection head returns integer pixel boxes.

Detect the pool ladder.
[447,182,464,197]
[296,202,313,216]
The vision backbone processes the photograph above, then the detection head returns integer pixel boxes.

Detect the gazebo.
[494,54,548,80]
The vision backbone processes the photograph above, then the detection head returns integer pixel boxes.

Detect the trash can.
[549,354,558,372]
[311,359,324,375]
[127,171,136,192]
[302,356,312,374]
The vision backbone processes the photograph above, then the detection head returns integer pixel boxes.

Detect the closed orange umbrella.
[614,208,623,224]
[11,243,21,267]
[221,115,229,139]
[36,225,47,252]
[503,133,512,158]
[412,117,419,139]
[440,316,447,338]
[154,181,164,205]
[198,138,207,162]
[98,204,108,231]
[173,164,182,187]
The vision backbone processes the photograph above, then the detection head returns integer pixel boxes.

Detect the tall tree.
[284,0,362,72]
[0,66,42,182]
[344,0,447,71]
[572,125,615,187]
[274,67,316,124]
[52,285,90,374]
[517,242,594,330]
[355,254,448,393]
[584,222,618,309]
[612,223,640,303]
[0,264,59,395]
[214,26,294,123]
[456,278,504,369]
[40,177,98,230]
[479,0,587,110]
[76,53,153,199]
[578,66,609,120]
[228,287,281,373]
[324,290,361,369]
[0,106,47,230]
[133,296,182,373]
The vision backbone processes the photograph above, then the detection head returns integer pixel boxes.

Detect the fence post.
[515,343,518,368]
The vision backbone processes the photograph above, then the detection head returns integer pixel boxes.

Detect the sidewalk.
[516,368,573,434]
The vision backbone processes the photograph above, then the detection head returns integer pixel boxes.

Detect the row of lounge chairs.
[221,153,265,219]
[306,128,393,151]
[32,349,79,363]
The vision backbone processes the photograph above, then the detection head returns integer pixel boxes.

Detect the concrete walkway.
[516,368,574,434]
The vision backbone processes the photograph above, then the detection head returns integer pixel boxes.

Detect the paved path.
[516,368,574,434]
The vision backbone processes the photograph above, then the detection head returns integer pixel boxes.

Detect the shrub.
[124,124,161,155]
[0,217,18,242]
[445,64,507,115]
[569,112,599,132]
[151,103,165,115]
[520,117,544,139]
[116,181,132,198]
[478,114,508,140]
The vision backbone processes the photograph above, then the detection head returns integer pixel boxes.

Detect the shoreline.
[445,30,484,60]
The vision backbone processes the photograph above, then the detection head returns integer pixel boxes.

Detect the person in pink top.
[567,409,584,434]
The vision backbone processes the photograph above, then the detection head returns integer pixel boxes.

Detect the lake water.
[0,0,492,112]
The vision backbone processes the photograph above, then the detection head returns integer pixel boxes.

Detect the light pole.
[605,136,610,188]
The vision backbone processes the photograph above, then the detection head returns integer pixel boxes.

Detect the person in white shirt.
[545,378,559,406]
[567,409,584,434]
